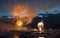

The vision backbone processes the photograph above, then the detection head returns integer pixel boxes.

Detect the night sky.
[0,0,60,17]
[0,0,60,30]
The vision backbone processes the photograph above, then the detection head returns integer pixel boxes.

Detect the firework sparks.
[11,4,37,24]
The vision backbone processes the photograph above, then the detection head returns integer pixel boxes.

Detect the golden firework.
[12,4,37,24]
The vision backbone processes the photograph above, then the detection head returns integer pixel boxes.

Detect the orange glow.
[3,4,37,30]
[16,19,28,30]
[16,20,23,27]
[13,34,19,38]
[12,4,29,17]
[11,4,37,24]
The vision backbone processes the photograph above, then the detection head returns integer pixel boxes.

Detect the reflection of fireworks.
[11,4,37,24]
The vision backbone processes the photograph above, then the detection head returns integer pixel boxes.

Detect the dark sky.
[0,0,60,30]
[0,0,60,17]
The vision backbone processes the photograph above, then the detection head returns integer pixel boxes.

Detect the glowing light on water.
[38,37,45,38]
[13,34,19,38]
